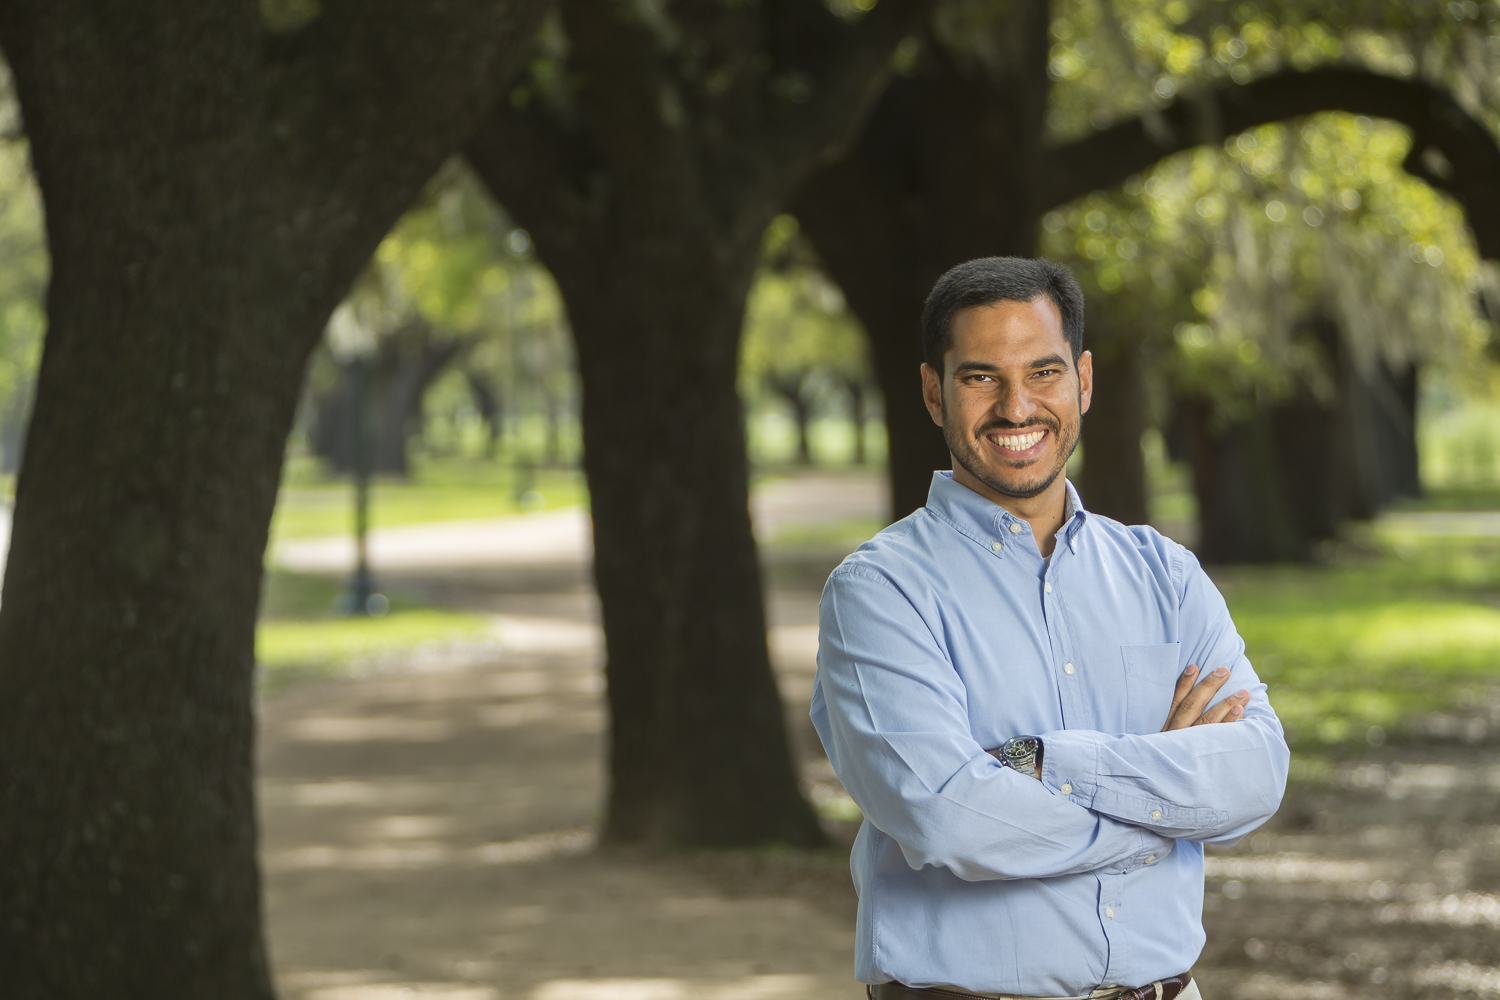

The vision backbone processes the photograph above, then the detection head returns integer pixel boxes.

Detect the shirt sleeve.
[1037,550,1290,845]
[812,566,1176,882]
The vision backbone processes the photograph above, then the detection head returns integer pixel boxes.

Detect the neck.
[950,465,1070,557]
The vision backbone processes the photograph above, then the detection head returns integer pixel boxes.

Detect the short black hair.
[921,257,1085,374]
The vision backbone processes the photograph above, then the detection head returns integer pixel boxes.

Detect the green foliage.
[256,570,489,684]
[740,214,875,465]
[0,133,47,452]
[740,215,872,398]
[305,162,577,468]
[1039,0,1499,428]
[1046,0,1500,140]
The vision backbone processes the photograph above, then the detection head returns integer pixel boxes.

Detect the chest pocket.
[1121,642,1183,733]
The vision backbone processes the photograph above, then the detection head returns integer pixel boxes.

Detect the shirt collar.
[925,471,1089,554]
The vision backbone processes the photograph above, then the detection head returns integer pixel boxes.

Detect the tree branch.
[773,0,932,169]
[259,0,550,213]
[1039,66,1500,260]
[465,87,607,264]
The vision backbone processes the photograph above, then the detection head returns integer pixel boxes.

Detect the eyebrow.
[951,354,1071,377]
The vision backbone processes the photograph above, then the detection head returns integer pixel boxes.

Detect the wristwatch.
[995,735,1043,778]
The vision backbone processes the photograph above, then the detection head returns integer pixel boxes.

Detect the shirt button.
[1064,663,1075,674]
[1151,810,1162,820]
[1060,782,1072,794]
[1044,582,1053,593]
[991,541,1002,552]
[1008,522,1023,534]
[1106,906,1114,918]
[1146,855,1155,863]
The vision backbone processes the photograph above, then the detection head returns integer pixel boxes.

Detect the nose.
[994,375,1039,425]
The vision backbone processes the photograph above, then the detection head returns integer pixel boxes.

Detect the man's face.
[921,296,1092,502]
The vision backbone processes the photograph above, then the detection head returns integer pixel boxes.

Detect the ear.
[1077,350,1093,415]
[921,363,945,427]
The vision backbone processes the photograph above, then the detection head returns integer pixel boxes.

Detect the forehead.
[948,296,1067,363]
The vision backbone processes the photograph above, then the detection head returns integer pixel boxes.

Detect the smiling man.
[811,257,1289,1000]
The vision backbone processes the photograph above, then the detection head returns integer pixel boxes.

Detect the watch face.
[1003,737,1037,764]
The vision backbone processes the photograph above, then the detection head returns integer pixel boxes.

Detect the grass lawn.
[256,569,490,687]
[761,507,1500,754]
[1217,530,1500,750]
[270,453,587,541]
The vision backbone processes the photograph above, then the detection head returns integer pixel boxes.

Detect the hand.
[1161,665,1250,732]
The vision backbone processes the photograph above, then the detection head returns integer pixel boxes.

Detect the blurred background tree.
[740,214,878,466]
[1032,0,1500,560]
[796,0,1500,533]
[464,0,927,850]
[4,2,1500,992]
[300,163,575,479]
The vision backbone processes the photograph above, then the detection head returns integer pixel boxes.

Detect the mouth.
[985,427,1049,458]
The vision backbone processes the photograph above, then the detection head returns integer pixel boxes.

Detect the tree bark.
[569,249,821,844]
[467,0,925,846]
[1183,315,1425,562]
[1178,397,1310,564]
[794,1,1052,520]
[1078,333,1149,525]
[0,2,548,995]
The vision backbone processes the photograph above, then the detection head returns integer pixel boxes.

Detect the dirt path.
[260,617,1500,1000]
[258,472,1500,1000]
[259,615,860,1000]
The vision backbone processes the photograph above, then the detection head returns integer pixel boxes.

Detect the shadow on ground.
[259,472,1500,1000]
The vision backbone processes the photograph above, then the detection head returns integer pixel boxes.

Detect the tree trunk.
[794,3,1052,521]
[0,1,548,994]
[0,231,307,999]
[1178,397,1310,563]
[847,378,868,465]
[311,330,465,476]
[566,249,822,847]
[1078,336,1149,525]
[1339,357,1421,517]
[464,368,503,458]
[465,0,921,847]
[1181,313,1426,564]
[769,374,814,465]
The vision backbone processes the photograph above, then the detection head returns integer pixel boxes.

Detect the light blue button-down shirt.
[811,472,1289,996]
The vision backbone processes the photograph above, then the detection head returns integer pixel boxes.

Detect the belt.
[869,973,1193,1000]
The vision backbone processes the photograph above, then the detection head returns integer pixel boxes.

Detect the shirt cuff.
[1039,728,1229,836]
[1038,728,1104,806]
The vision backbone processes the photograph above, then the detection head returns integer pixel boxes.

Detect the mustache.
[975,416,1060,436]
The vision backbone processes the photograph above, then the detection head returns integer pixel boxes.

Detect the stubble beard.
[943,404,1081,501]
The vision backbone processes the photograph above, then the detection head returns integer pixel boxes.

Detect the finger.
[1194,689,1251,726]
[1170,666,1231,726]
[1162,666,1200,731]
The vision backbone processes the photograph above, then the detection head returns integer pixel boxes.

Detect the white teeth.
[993,430,1045,450]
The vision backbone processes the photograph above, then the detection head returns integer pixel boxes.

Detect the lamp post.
[347,353,375,615]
